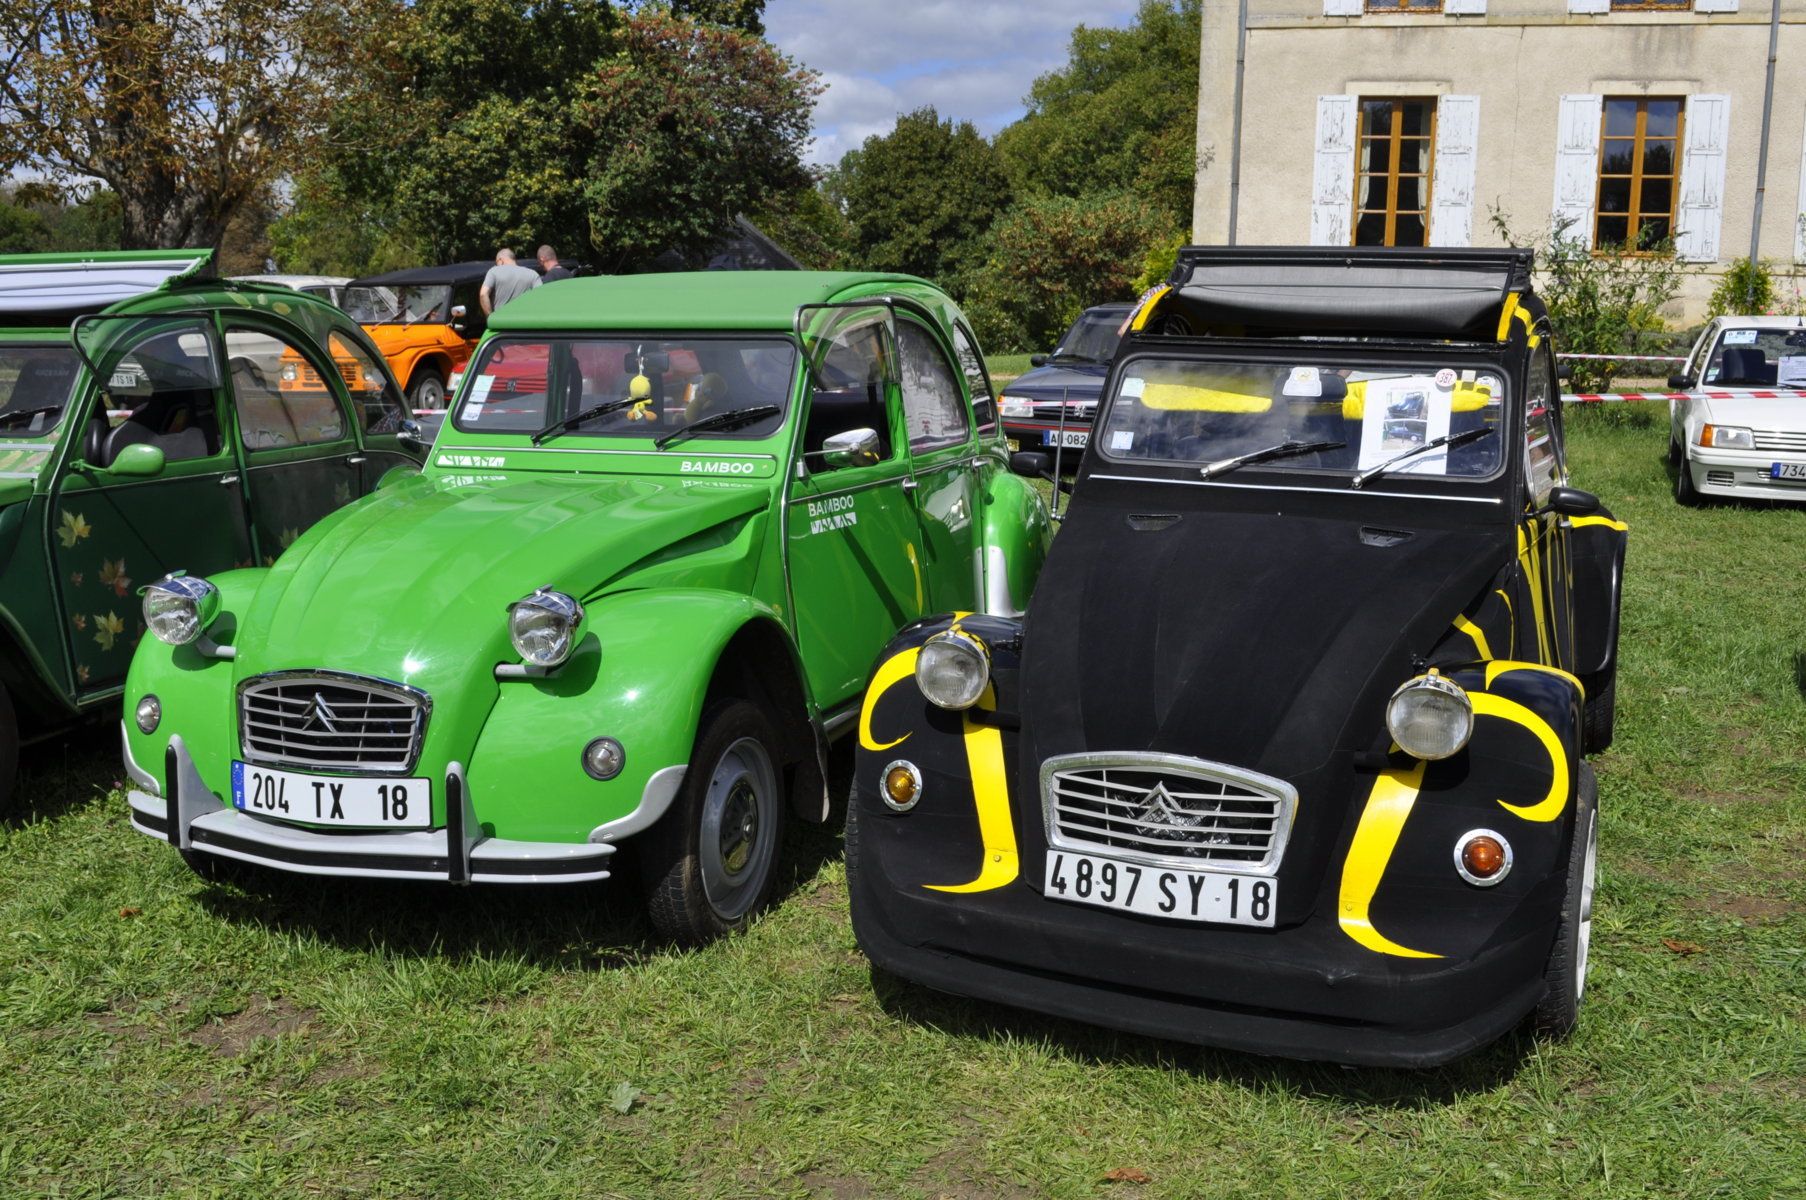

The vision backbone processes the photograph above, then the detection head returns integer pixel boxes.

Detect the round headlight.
[135,694,162,734]
[914,630,990,711]
[1385,672,1474,761]
[140,573,221,646]
[508,587,585,668]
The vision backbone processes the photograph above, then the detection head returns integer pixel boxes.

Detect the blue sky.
[762,0,1145,166]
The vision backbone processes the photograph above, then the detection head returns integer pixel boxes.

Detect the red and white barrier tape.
[1564,389,1806,403]
[1556,352,1687,363]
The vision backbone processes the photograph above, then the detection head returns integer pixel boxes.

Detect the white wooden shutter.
[1693,0,1738,13]
[1311,96,1357,246]
[1677,94,1731,263]
[1323,0,1362,15]
[1567,0,1609,13]
[1431,95,1480,246]
[1551,94,1603,244]
[1444,0,1487,13]
[1795,107,1806,263]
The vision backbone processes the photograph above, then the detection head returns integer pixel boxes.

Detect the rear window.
[0,345,80,439]
[451,336,796,442]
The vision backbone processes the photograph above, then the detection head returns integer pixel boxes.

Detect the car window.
[342,285,450,325]
[91,323,224,465]
[1700,328,1806,387]
[452,336,795,441]
[226,329,347,450]
[328,333,406,434]
[896,319,969,453]
[952,323,998,434]
[1524,351,1559,505]
[1095,356,1506,481]
[1056,309,1125,361]
[0,345,80,439]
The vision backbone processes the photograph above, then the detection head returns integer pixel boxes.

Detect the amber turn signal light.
[1454,829,1512,887]
[881,760,922,812]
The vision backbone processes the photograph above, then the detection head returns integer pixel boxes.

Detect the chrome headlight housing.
[508,587,585,668]
[998,395,1033,419]
[1385,672,1474,761]
[141,573,221,646]
[914,629,991,710]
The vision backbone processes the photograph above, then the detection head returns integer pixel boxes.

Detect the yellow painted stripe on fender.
[858,648,919,752]
[1495,588,1517,658]
[1484,659,1585,699]
[1471,691,1570,822]
[1568,514,1629,532]
[1453,613,1493,661]
[1129,284,1172,332]
[1495,293,1521,342]
[1338,760,1442,959]
[925,685,1019,894]
[1517,524,1551,664]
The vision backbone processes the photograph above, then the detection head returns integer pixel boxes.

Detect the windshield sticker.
[1779,356,1806,387]
[806,494,858,534]
[1357,375,1451,472]
[1724,329,1758,345]
[1119,376,1145,398]
[1434,368,1457,389]
[1282,366,1322,398]
[1110,430,1134,451]
[462,374,495,421]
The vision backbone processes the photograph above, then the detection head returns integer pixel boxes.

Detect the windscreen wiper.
[530,396,640,446]
[0,405,65,429]
[1199,440,1344,480]
[1350,427,1494,489]
[654,405,780,451]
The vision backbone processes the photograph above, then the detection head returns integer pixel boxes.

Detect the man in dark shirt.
[537,245,574,283]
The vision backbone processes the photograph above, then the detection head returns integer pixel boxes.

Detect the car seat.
[1720,346,1776,387]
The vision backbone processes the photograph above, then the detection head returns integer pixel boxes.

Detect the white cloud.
[764,0,1145,165]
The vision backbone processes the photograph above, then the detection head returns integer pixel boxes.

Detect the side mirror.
[109,443,166,478]
[1668,374,1696,390]
[1010,450,1051,478]
[821,427,881,470]
[398,418,429,446]
[1556,362,1575,382]
[451,305,467,319]
[1540,486,1602,518]
[1029,354,1049,368]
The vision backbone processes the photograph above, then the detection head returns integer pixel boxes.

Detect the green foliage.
[1132,228,1187,295]
[963,191,1170,352]
[994,0,1201,230]
[659,0,763,33]
[267,173,424,277]
[824,108,1011,289]
[1706,257,1775,319]
[0,199,48,253]
[0,186,123,253]
[1489,208,1685,392]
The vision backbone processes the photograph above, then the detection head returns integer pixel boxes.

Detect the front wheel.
[642,699,786,944]
[1534,762,1598,1039]
[407,367,446,411]
[1674,458,1705,506]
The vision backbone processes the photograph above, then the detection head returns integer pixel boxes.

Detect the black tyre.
[408,367,447,411]
[1534,761,1598,1039]
[0,683,17,816]
[1582,670,1616,754]
[1667,435,1683,467]
[1674,458,1704,506]
[643,699,786,944]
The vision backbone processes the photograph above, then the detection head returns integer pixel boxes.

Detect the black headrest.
[1721,346,1768,383]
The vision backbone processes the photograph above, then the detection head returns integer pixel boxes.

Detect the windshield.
[451,336,797,442]
[0,344,81,439]
[342,285,452,325]
[1096,357,1506,480]
[1701,327,1806,388]
[1055,309,1125,362]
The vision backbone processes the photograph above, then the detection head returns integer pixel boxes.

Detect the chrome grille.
[1029,401,1096,422]
[238,673,428,773]
[1753,429,1806,453]
[1706,470,1736,486]
[1042,753,1295,874]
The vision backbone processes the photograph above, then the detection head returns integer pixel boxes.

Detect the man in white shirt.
[480,248,540,314]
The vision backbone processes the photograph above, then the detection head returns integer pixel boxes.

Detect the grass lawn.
[2,407,1802,1198]
[987,352,1036,383]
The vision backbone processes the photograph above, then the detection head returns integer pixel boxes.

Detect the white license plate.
[231,761,430,829]
[1770,462,1806,480]
[1044,850,1276,927]
[1043,429,1089,449]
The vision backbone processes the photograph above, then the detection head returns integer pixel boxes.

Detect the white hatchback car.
[1670,315,1806,504]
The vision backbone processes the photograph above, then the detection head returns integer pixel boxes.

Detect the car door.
[51,317,253,693]
[895,314,982,613]
[1518,335,1576,671]
[325,329,420,488]
[785,304,931,712]
[222,320,363,564]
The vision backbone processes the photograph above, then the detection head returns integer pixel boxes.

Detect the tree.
[995,0,1201,229]
[662,0,763,33]
[0,0,357,252]
[963,191,1171,353]
[825,107,1011,290]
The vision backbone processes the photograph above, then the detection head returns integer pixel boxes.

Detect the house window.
[1595,97,1683,250]
[1609,1,1689,9]
[1354,98,1436,247]
[1366,0,1442,9]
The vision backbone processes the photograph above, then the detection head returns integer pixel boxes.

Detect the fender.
[1567,510,1628,680]
[976,466,1051,617]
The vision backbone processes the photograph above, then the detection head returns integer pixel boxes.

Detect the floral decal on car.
[99,558,131,596]
[57,511,91,548]
[92,612,126,652]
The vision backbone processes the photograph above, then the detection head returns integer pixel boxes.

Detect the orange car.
[337,262,495,409]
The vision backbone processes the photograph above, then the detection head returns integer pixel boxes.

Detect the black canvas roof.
[347,261,497,288]
[1167,247,1536,340]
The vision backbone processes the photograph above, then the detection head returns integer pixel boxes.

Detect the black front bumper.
[848,843,1552,1069]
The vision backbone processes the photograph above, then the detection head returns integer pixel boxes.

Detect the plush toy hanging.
[626,346,655,421]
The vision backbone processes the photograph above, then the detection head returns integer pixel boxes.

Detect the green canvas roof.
[486,271,927,332]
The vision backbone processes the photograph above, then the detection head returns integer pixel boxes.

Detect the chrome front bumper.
[125,732,619,884]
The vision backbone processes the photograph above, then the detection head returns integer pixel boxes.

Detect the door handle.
[901,478,919,492]
[346,455,367,465]
[220,473,239,487]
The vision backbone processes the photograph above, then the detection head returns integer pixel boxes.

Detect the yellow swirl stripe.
[926,685,1019,894]
[1337,760,1442,959]
[858,648,919,752]
[1471,692,1570,823]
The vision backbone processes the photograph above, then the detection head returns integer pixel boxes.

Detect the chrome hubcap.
[698,736,777,920]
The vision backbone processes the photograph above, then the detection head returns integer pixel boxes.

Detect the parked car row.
[4,245,1624,1069]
